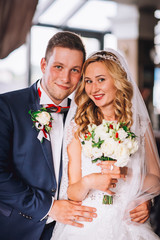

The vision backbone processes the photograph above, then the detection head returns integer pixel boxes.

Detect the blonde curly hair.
[75,50,133,137]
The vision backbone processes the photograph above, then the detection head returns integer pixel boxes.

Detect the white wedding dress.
[51,48,160,240]
[51,141,160,240]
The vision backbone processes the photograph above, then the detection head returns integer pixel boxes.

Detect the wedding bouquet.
[81,120,139,204]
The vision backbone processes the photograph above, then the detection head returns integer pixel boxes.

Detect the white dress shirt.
[37,80,68,222]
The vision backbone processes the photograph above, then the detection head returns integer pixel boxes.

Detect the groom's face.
[40,47,83,105]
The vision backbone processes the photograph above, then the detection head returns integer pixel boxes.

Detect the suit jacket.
[0,81,66,240]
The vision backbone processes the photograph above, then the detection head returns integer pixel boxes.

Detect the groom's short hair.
[45,31,86,63]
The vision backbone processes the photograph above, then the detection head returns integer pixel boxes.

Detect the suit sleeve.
[0,95,52,222]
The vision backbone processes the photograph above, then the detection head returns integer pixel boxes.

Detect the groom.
[0,31,150,240]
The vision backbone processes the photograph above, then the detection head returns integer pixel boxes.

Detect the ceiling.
[113,0,160,8]
[33,0,160,36]
[1,0,160,60]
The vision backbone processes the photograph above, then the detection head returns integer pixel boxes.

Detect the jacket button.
[51,188,56,192]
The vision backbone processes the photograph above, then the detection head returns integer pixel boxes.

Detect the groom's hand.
[48,200,97,227]
[129,200,151,223]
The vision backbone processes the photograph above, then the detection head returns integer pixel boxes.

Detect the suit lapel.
[29,82,57,184]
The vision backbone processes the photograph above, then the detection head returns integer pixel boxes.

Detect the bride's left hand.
[97,161,127,179]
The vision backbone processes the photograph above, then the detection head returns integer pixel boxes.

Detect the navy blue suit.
[0,82,59,240]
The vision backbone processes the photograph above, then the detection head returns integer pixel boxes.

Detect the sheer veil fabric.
[52,49,160,238]
[105,49,160,214]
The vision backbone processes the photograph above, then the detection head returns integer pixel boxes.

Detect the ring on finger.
[72,216,76,221]
[110,164,114,171]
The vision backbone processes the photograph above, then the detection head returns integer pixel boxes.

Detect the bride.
[51,49,160,239]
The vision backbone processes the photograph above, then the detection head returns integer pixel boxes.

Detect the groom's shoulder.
[0,82,36,100]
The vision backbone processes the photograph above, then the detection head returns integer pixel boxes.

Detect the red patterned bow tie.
[46,104,70,113]
[38,87,70,113]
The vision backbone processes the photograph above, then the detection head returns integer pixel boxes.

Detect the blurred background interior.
[0,0,160,236]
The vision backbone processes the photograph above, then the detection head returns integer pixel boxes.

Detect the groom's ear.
[40,58,47,74]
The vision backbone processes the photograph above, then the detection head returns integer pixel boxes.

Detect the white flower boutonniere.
[29,107,53,143]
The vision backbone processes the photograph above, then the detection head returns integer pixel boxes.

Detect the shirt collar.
[37,80,68,107]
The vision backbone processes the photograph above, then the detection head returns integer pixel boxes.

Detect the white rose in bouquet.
[94,124,108,141]
[114,143,130,167]
[83,141,93,158]
[117,128,128,141]
[101,138,117,156]
[115,143,129,158]
[126,138,139,154]
[92,147,103,159]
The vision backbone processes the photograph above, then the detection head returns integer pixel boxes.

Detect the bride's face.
[84,61,116,111]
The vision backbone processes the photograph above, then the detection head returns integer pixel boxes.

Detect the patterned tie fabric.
[38,87,70,113]
[46,104,70,113]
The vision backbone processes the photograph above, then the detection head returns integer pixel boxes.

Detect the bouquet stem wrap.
[92,157,115,205]
[103,195,113,204]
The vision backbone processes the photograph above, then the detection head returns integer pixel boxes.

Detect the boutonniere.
[28,107,53,143]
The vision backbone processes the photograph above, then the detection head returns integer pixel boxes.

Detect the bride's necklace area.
[100,101,116,122]
[103,115,116,121]
[102,110,116,122]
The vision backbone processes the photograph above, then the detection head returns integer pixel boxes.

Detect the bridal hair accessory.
[93,53,125,71]
[28,108,53,143]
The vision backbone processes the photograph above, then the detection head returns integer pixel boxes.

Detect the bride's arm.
[142,123,160,195]
[67,136,118,201]
[67,136,90,201]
